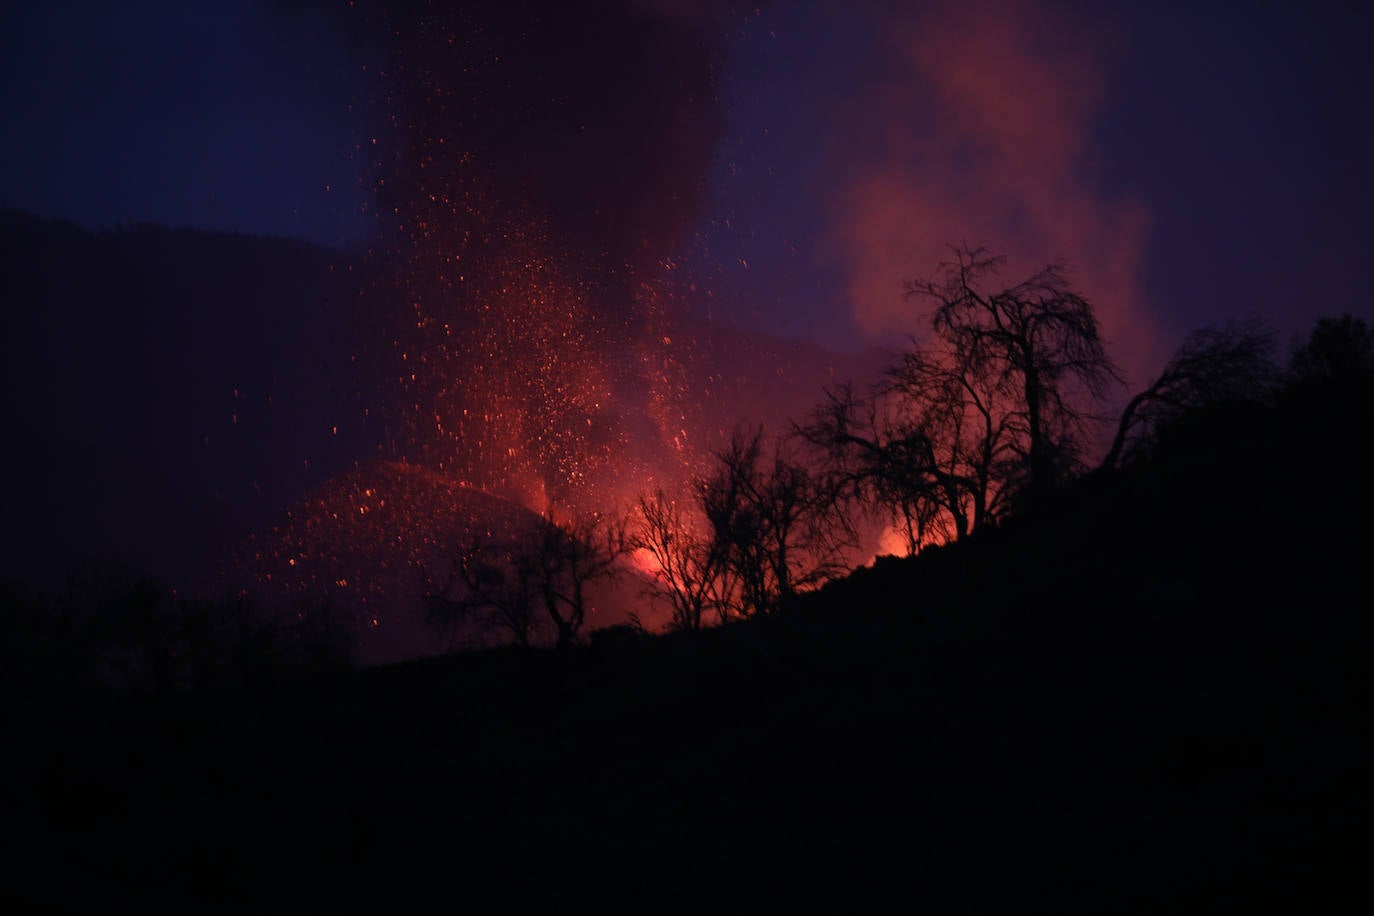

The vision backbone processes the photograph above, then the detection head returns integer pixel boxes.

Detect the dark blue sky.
[0,1,371,247]
[3,0,1370,372]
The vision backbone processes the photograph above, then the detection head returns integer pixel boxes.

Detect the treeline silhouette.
[419,247,1368,652]
[9,277,1366,677]
[1,573,353,693]
[3,240,1370,911]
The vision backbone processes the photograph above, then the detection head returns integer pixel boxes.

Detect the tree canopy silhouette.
[906,246,1122,496]
[700,426,852,616]
[634,487,734,632]
[1102,321,1277,470]
[426,507,629,649]
[803,245,1121,552]
[1289,314,1374,388]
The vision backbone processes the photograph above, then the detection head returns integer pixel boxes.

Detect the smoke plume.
[828,0,1158,383]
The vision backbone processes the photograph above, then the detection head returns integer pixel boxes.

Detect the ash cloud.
[294,0,738,278]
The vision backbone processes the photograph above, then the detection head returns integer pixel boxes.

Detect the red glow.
[831,0,1160,387]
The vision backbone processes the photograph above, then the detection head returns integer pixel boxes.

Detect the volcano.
[2,210,882,661]
[222,459,670,665]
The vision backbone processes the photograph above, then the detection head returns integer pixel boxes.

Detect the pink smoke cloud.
[828,0,1159,385]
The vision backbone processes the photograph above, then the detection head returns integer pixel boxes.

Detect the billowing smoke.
[824,0,1159,384]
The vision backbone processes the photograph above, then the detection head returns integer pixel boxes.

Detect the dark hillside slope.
[4,214,1368,911]
[8,379,1368,912]
[0,209,374,592]
[810,375,1372,907]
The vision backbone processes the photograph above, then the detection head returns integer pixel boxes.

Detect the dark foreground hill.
[4,374,1369,912]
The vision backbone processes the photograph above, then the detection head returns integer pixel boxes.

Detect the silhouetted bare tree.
[1102,322,1277,470]
[527,508,631,649]
[905,246,1122,498]
[634,488,735,631]
[797,382,937,555]
[701,426,852,617]
[426,538,543,649]
[423,508,629,650]
[800,333,1024,551]
[802,247,1120,552]
[427,508,630,649]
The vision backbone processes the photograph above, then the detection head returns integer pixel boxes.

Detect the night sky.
[5,1,1372,369]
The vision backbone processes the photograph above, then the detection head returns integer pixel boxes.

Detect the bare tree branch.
[1102,321,1276,470]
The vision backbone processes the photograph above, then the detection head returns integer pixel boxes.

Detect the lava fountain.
[358,0,740,514]
[226,1,759,658]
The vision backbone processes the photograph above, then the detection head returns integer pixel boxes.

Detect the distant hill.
[1,208,374,591]
[0,208,883,618]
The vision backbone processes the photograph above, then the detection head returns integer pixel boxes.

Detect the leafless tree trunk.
[634,488,734,631]
[426,508,629,650]
[906,245,1122,498]
[702,426,853,616]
